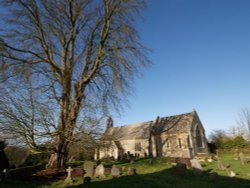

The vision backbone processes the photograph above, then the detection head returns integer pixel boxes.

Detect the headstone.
[226,169,236,177]
[65,166,73,183]
[239,152,247,165]
[190,159,203,170]
[130,158,135,164]
[95,164,105,178]
[190,159,203,175]
[122,166,127,173]
[83,161,94,178]
[111,165,120,178]
[127,167,136,175]
[217,160,226,170]
[233,149,239,160]
[3,169,9,179]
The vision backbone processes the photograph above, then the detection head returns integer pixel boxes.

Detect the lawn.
[1,153,250,188]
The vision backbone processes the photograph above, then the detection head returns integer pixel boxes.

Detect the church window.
[178,138,182,148]
[135,142,141,151]
[166,138,170,148]
[187,136,191,148]
[196,127,203,148]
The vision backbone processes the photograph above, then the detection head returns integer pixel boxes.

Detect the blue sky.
[114,0,250,137]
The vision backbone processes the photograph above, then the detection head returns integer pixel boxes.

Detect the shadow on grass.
[69,166,250,188]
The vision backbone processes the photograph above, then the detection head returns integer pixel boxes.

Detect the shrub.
[232,136,246,148]
[4,146,30,168]
[22,152,49,166]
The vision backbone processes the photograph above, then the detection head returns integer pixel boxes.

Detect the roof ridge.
[114,111,195,128]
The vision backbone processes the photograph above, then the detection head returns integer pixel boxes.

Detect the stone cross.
[65,166,73,183]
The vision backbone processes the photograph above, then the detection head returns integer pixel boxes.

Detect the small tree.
[209,129,228,149]
[4,146,30,168]
[237,108,250,136]
[232,136,246,148]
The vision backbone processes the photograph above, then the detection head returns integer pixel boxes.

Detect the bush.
[219,136,246,149]
[232,136,246,148]
[22,152,49,166]
[4,146,30,168]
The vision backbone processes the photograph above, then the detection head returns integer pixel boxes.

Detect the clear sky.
[114,0,250,137]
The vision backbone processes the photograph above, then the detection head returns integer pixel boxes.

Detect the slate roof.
[104,111,196,141]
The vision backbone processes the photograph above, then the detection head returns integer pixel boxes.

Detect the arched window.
[195,127,203,148]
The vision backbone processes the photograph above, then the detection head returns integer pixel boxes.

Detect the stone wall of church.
[97,139,149,160]
[159,133,192,158]
[118,139,149,158]
[97,141,118,159]
[190,115,209,155]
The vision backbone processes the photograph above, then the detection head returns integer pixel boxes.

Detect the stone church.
[95,110,209,160]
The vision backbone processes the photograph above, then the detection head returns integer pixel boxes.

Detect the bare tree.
[0,0,150,169]
[237,108,250,135]
[0,74,56,151]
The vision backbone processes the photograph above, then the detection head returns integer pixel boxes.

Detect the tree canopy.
[0,0,150,169]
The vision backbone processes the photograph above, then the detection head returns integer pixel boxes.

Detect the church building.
[95,110,209,160]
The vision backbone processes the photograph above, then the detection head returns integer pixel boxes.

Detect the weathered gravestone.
[127,167,136,175]
[111,165,120,178]
[65,166,73,183]
[226,169,236,177]
[190,158,203,175]
[233,149,239,160]
[83,161,94,178]
[239,152,247,165]
[122,166,127,173]
[217,160,226,170]
[95,164,105,178]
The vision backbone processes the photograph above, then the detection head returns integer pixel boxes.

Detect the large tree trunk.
[46,82,84,170]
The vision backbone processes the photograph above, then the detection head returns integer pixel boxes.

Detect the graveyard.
[1,151,250,188]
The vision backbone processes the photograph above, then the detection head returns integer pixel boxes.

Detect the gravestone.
[122,166,127,173]
[190,159,203,175]
[65,166,73,183]
[95,164,105,178]
[111,165,120,178]
[239,152,247,165]
[83,161,94,178]
[226,168,236,177]
[217,160,226,170]
[127,167,136,175]
[233,149,239,160]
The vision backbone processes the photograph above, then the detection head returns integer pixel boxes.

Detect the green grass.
[1,154,250,188]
